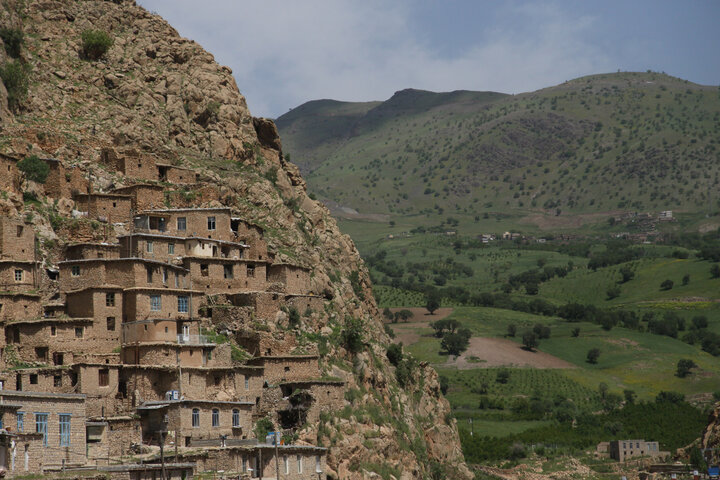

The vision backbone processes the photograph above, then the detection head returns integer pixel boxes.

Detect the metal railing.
[176,334,214,345]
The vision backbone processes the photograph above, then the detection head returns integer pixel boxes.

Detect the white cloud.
[139,1,614,117]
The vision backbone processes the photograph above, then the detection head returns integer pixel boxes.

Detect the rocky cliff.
[0,1,470,478]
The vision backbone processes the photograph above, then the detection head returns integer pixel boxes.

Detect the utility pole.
[275,431,281,480]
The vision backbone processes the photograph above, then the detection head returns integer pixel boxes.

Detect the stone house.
[86,415,141,462]
[0,390,87,470]
[0,153,21,194]
[232,218,269,261]
[112,184,166,211]
[138,399,254,447]
[608,439,663,462]
[73,362,123,417]
[0,217,36,262]
[64,242,120,260]
[10,367,77,394]
[134,207,234,242]
[246,355,319,385]
[100,148,159,182]
[267,263,312,295]
[0,430,45,474]
[157,163,197,184]
[0,293,42,323]
[42,158,89,200]
[119,233,248,263]
[277,380,345,427]
[58,258,191,293]
[0,260,40,292]
[66,286,124,325]
[73,192,133,223]
[183,257,267,293]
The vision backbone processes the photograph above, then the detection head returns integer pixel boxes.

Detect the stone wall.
[43,159,89,200]
[184,258,267,293]
[267,264,312,295]
[112,184,165,211]
[0,294,42,323]
[0,217,35,261]
[0,154,21,195]
[74,193,133,224]
[247,356,319,385]
[122,289,198,322]
[64,243,120,260]
[0,261,38,291]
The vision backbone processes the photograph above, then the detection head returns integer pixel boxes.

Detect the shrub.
[606,284,621,300]
[253,417,274,439]
[287,307,300,327]
[441,328,471,356]
[386,343,403,367]
[0,60,29,110]
[425,295,440,315]
[619,266,634,283]
[586,348,601,364]
[522,331,538,351]
[507,324,517,337]
[17,155,49,183]
[676,359,697,378]
[341,317,364,354]
[682,274,690,285]
[438,376,449,395]
[81,29,113,60]
[496,369,510,384]
[711,264,720,278]
[660,279,674,290]
[571,327,580,338]
[0,27,24,58]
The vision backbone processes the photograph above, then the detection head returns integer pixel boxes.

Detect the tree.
[81,29,113,60]
[287,307,300,327]
[689,446,707,471]
[0,27,24,58]
[524,281,539,295]
[341,317,364,354]
[606,284,621,300]
[254,417,274,439]
[425,295,440,315]
[522,331,538,351]
[711,264,720,278]
[598,382,609,399]
[386,343,403,366]
[382,307,393,322]
[396,309,414,322]
[0,61,29,111]
[682,274,690,286]
[17,155,50,184]
[496,369,510,384]
[586,348,601,364]
[533,323,551,339]
[623,389,636,404]
[506,324,517,337]
[691,316,708,330]
[571,327,580,338]
[619,266,634,283]
[441,328,471,357]
[676,358,697,378]
[438,375,449,395]
[660,279,674,290]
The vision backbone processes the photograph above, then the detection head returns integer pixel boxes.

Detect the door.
[182,324,190,342]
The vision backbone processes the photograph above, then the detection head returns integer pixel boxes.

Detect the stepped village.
[0,147,338,479]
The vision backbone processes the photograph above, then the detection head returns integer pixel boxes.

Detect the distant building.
[607,439,663,462]
[658,210,673,221]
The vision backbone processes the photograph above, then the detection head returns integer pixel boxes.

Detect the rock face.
[0,1,471,478]
[701,403,720,451]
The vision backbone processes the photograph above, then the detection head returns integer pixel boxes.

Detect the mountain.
[0,1,470,478]
[277,74,720,226]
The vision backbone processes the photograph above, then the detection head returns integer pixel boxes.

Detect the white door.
[182,324,190,341]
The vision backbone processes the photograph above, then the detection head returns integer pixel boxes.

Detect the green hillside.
[277,72,720,224]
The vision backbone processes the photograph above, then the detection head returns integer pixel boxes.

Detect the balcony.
[177,334,214,346]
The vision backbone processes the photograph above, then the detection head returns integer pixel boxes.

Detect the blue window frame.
[59,414,71,447]
[35,413,48,446]
[150,295,162,311]
[232,409,240,428]
[212,408,219,427]
[17,412,24,432]
[178,296,188,313]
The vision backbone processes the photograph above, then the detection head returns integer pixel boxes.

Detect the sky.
[138,1,720,118]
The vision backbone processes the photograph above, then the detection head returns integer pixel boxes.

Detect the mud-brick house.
[157,163,198,184]
[66,286,124,327]
[184,444,328,480]
[73,362,123,417]
[119,233,249,263]
[183,257,268,293]
[0,260,40,292]
[42,158,89,200]
[246,355,319,384]
[100,147,159,182]
[64,242,120,260]
[231,217,269,261]
[134,207,234,242]
[137,398,254,447]
[10,366,77,394]
[0,217,36,262]
[267,263,312,295]
[0,390,87,471]
[112,183,166,211]
[0,293,42,323]
[0,153,21,194]
[73,192,133,224]
[277,380,345,427]
[4,315,118,365]
[120,332,221,368]
[58,258,191,293]
[85,415,142,463]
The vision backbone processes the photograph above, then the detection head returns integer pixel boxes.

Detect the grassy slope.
[279,72,720,225]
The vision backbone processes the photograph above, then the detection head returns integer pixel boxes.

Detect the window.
[211,408,219,427]
[200,264,209,277]
[207,216,216,230]
[150,295,161,311]
[54,375,62,387]
[242,456,247,473]
[284,455,289,474]
[177,217,187,231]
[98,368,109,386]
[50,325,56,336]
[178,296,188,313]
[316,456,321,473]
[106,317,115,331]
[146,266,153,283]
[105,293,115,307]
[191,408,200,427]
[168,243,175,255]
[244,375,249,390]
[16,225,23,237]
[247,264,255,278]
[297,455,302,473]
[14,269,22,282]
[71,265,80,277]
[75,327,84,338]
[17,412,23,433]
[162,268,169,284]
[224,264,233,279]
[35,413,48,446]
[29,374,38,385]
[232,409,240,428]
[175,272,179,288]
[146,241,154,253]
[59,414,71,447]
